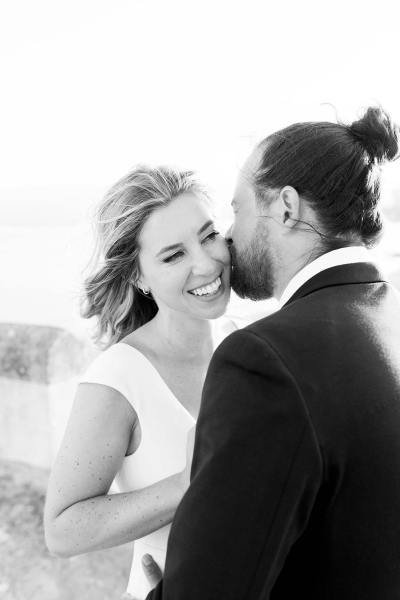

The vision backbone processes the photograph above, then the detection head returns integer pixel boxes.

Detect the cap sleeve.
[78,344,141,414]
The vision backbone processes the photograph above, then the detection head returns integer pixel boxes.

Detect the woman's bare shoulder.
[212,317,239,350]
[218,316,239,336]
[120,324,161,364]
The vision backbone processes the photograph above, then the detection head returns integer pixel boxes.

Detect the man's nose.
[225,225,233,246]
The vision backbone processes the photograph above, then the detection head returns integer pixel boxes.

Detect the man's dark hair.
[254,106,399,248]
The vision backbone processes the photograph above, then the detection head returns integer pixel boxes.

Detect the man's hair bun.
[348,106,399,164]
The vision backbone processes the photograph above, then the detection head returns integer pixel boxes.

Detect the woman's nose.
[191,247,218,276]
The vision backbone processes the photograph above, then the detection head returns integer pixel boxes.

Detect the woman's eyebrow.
[156,220,214,257]
[197,219,214,235]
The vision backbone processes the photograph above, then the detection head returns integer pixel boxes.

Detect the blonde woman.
[44,166,235,599]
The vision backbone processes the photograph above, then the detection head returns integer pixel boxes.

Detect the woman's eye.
[163,251,184,263]
[203,231,220,243]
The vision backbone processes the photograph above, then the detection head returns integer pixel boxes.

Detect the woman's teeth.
[190,276,222,296]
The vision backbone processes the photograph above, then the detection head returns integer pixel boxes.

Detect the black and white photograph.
[1,1,400,598]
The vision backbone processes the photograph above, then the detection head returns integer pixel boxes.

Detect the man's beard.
[230,233,275,301]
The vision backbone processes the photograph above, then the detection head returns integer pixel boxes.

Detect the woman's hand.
[142,554,163,589]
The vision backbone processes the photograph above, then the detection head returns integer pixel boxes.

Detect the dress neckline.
[116,342,196,423]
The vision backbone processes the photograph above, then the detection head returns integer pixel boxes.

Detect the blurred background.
[1,1,399,598]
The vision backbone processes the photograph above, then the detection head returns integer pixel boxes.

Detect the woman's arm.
[44,382,187,558]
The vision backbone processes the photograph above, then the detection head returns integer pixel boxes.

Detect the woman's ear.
[133,275,150,295]
[137,281,150,294]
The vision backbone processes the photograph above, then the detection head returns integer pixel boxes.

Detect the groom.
[145,112,400,599]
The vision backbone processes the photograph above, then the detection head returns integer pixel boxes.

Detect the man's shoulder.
[212,313,293,368]
[229,293,333,360]
[240,299,310,337]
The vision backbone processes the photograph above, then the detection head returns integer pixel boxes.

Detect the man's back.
[249,263,400,598]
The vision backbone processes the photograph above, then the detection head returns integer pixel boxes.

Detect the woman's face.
[138,192,231,320]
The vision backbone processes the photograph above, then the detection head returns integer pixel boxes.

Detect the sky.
[1,0,399,330]
[1,0,399,200]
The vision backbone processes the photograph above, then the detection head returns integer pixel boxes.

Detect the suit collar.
[281,262,388,308]
[278,246,371,308]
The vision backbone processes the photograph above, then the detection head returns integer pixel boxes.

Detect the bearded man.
[144,107,400,599]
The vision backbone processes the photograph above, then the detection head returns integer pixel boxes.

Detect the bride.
[44,165,236,598]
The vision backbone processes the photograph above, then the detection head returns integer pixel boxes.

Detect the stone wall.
[0,459,132,600]
[0,323,133,600]
[0,322,97,468]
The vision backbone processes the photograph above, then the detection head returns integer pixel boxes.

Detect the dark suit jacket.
[146,263,400,599]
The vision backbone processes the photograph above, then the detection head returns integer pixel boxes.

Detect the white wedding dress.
[79,341,197,598]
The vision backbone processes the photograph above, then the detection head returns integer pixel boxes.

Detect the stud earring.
[139,286,150,295]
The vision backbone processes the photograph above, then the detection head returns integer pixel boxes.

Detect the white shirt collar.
[278,246,372,308]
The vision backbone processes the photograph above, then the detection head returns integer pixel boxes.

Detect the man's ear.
[277,186,301,228]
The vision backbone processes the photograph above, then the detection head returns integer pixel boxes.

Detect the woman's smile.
[188,274,222,297]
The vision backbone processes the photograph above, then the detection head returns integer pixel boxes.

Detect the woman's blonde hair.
[81,165,210,347]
